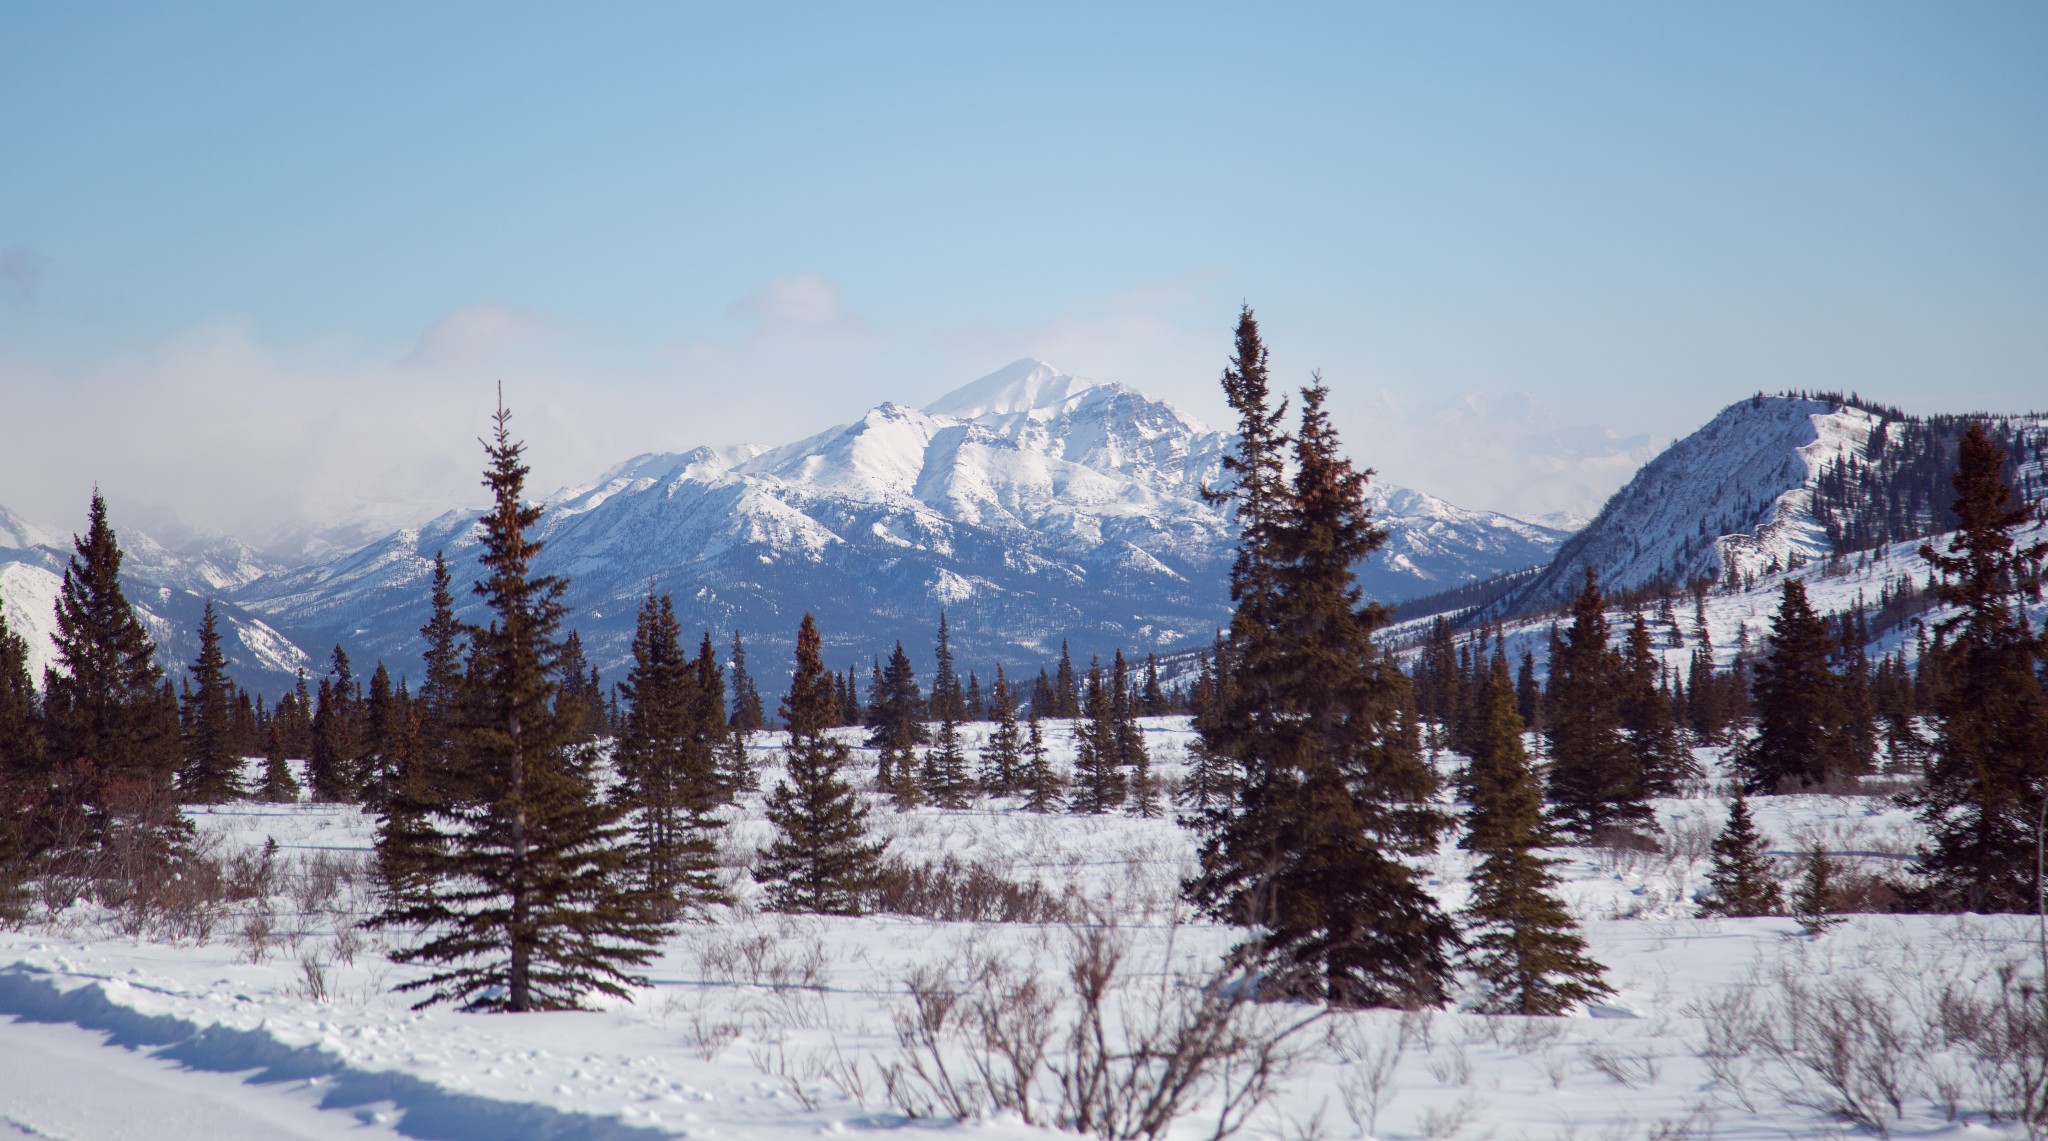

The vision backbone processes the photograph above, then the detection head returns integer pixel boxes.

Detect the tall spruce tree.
[759,614,885,915]
[1069,658,1127,813]
[1739,579,1851,792]
[614,591,728,919]
[386,396,666,1012]
[178,601,244,803]
[0,595,42,899]
[1545,568,1651,841]
[1619,614,1690,796]
[1113,649,1158,816]
[1187,357,1454,1009]
[42,492,182,801]
[1020,706,1060,813]
[866,641,926,801]
[1461,651,1611,1014]
[979,666,1022,794]
[1695,792,1782,918]
[727,631,766,734]
[1910,424,2048,911]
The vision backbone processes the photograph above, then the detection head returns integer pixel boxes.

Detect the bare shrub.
[297,950,330,1003]
[878,915,1322,1139]
[875,854,1075,924]
[1326,1018,1404,1137]
[1586,1045,1661,1088]
[237,906,275,964]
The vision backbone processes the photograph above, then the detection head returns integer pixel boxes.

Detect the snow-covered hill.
[232,360,1569,680]
[1497,394,2048,618]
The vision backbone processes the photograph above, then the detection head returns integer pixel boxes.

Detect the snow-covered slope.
[1498,395,2048,620]
[233,360,1569,678]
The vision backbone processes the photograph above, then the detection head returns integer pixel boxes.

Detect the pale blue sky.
[2,3,2043,539]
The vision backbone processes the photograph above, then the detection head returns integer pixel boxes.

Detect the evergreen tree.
[360,662,409,808]
[964,671,985,722]
[554,631,606,743]
[1545,568,1650,841]
[178,601,244,803]
[385,396,666,1012]
[1695,793,1782,917]
[614,592,728,920]
[1068,658,1127,813]
[1461,651,1611,1014]
[1053,641,1081,719]
[308,646,361,801]
[930,612,964,722]
[1113,650,1158,816]
[1020,706,1060,813]
[759,614,885,914]
[257,724,301,803]
[1187,359,1453,1009]
[0,593,45,789]
[1739,579,1851,792]
[727,631,766,734]
[0,596,42,902]
[41,491,182,801]
[373,556,466,916]
[920,699,974,808]
[866,641,926,801]
[1141,654,1167,717]
[1619,614,1690,796]
[1910,424,2048,911]
[1790,843,1843,935]
[1515,649,1541,734]
[979,666,1022,793]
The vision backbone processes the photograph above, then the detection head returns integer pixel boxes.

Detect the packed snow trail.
[0,1012,403,1140]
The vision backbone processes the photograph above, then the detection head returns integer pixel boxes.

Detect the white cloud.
[401,303,556,368]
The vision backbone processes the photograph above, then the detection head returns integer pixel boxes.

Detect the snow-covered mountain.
[1490,394,2048,618]
[0,504,313,693]
[232,360,1571,679]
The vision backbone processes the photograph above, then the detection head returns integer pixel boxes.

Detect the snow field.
[3,718,2040,1139]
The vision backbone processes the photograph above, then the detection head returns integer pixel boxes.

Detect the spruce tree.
[1619,614,1690,796]
[1910,424,2048,911]
[387,396,666,1012]
[1790,843,1843,935]
[1461,651,1611,1014]
[177,602,244,803]
[614,591,728,920]
[1141,653,1166,717]
[1020,706,1060,813]
[1068,658,1127,813]
[42,491,182,801]
[727,631,766,734]
[1694,793,1782,917]
[0,596,42,902]
[759,614,885,915]
[1545,568,1651,841]
[930,612,964,722]
[979,666,1021,794]
[1113,650,1157,816]
[866,641,926,802]
[1739,579,1850,792]
[258,724,301,803]
[920,701,973,808]
[1187,361,1454,1009]
[1053,642,1081,719]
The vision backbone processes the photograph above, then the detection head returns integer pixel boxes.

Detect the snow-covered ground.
[3,721,2040,1139]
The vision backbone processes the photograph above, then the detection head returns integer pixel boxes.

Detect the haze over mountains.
[3,361,2041,696]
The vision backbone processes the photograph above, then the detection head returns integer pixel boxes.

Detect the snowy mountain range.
[11,365,2038,697]
[222,360,1569,682]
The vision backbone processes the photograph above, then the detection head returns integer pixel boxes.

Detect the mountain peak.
[921,359,1105,420]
